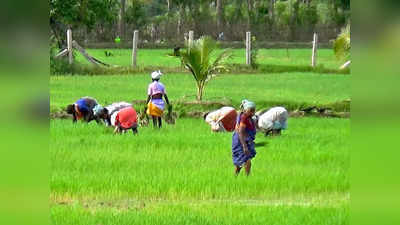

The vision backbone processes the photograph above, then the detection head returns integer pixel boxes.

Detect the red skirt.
[115,107,138,129]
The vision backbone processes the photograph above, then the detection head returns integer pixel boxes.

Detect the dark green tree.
[50,0,119,48]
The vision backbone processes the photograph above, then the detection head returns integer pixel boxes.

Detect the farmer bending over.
[94,101,132,126]
[66,97,101,123]
[113,107,138,134]
[256,107,288,136]
[203,106,237,132]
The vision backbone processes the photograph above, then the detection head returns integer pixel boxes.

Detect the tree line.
[50,0,350,48]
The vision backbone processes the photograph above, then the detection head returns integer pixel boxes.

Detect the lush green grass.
[52,204,348,225]
[50,117,349,224]
[50,73,350,113]
[76,48,343,70]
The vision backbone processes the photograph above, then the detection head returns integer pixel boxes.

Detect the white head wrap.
[151,70,163,80]
[241,100,255,110]
[93,104,104,116]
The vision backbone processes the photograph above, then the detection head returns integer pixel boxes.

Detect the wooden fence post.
[67,29,73,64]
[188,30,194,49]
[311,32,318,67]
[132,30,139,67]
[246,31,251,65]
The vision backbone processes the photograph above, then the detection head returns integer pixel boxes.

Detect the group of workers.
[65,70,289,176]
[66,70,169,134]
[204,104,288,136]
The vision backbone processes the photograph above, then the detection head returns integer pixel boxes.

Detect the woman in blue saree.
[232,100,257,176]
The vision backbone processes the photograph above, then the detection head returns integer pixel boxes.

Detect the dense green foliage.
[334,24,350,61]
[50,44,69,75]
[50,0,351,43]
[50,0,120,47]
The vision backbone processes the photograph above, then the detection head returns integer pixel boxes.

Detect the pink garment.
[147,81,166,96]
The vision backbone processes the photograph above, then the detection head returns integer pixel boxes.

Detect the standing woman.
[146,70,170,128]
[232,100,257,176]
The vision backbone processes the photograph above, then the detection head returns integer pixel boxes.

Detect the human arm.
[94,116,101,124]
[146,95,151,104]
[146,83,152,104]
[84,111,94,123]
[265,129,272,136]
[113,125,120,134]
[164,94,170,105]
[114,117,121,134]
[144,95,151,113]
[105,117,111,126]
[72,112,77,123]
[113,113,121,134]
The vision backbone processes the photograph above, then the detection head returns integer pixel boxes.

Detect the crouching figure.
[256,107,288,136]
[204,106,237,132]
[94,102,138,135]
[66,97,101,123]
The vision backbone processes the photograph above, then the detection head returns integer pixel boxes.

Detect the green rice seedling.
[51,117,349,224]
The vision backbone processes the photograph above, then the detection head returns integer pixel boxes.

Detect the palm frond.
[176,36,232,100]
[209,49,232,74]
[334,24,351,61]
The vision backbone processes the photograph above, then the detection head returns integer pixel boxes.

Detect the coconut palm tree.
[178,36,231,101]
[334,24,350,61]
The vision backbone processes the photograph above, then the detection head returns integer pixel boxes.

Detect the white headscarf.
[151,70,163,80]
[243,101,256,110]
[240,99,255,110]
[93,104,104,116]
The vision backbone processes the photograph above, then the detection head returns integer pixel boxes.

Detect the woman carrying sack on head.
[145,70,170,128]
